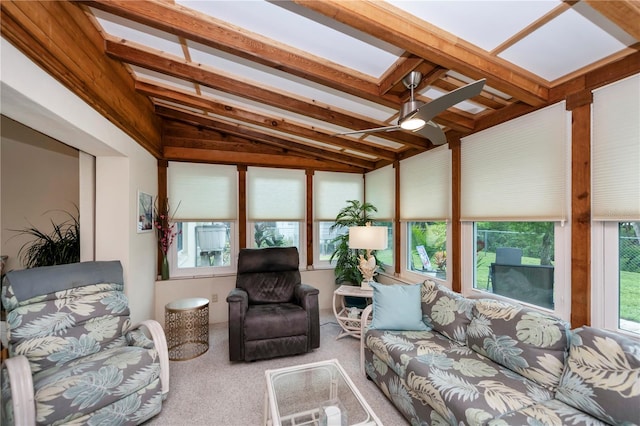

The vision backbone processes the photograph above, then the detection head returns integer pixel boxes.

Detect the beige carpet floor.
[144,309,408,426]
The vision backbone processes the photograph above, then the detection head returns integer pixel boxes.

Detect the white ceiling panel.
[388,0,560,51]
[178,0,403,77]
[197,85,383,136]
[90,8,185,58]
[188,40,396,121]
[500,7,632,81]
[132,67,198,93]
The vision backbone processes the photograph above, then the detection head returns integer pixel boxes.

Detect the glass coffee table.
[264,359,381,426]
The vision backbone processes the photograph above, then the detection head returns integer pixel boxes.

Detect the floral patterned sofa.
[1,261,169,425]
[360,280,640,425]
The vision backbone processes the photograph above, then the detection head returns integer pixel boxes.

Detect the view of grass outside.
[619,223,640,328]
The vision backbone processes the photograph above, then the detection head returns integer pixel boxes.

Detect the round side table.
[165,297,209,361]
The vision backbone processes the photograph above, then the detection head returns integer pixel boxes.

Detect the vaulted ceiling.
[2,1,639,173]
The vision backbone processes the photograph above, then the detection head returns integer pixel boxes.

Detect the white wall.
[1,116,79,272]
[1,38,158,324]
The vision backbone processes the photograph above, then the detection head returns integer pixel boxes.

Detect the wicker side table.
[165,297,209,361]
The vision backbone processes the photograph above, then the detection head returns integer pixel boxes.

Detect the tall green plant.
[329,200,378,285]
[14,209,80,268]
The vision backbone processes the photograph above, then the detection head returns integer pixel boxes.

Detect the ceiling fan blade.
[414,121,447,146]
[332,125,400,136]
[406,79,486,124]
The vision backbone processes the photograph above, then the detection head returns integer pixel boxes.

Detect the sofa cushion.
[488,399,609,426]
[421,280,475,344]
[365,328,459,379]
[467,298,570,390]
[555,326,640,425]
[404,346,553,425]
[369,282,428,331]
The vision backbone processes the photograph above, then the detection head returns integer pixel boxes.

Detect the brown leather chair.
[226,247,320,361]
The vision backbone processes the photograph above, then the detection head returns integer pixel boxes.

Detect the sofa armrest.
[129,320,170,399]
[2,355,36,426]
[227,288,249,361]
[295,284,320,349]
[360,304,374,375]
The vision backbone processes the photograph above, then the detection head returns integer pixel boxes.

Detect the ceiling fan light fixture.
[400,117,426,130]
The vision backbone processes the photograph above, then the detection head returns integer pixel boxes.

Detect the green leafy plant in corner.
[329,200,379,285]
[13,208,80,268]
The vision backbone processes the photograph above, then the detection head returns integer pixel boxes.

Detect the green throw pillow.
[369,282,428,330]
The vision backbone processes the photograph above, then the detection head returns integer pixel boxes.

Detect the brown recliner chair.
[227,247,320,361]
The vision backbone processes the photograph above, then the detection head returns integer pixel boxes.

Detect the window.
[460,103,570,315]
[317,221,347,262]
[618,223,640,334]
[372,220,393,268]
[400,146,451,281]
[366,166,395,268]
[168,162,237,276]
[314,171,363,267]
[176,221,233,268]
[247,167,304,256]
[407,221,447,279]
[249,221,300,249]
[592,75,639,335]
[474,222,555,309]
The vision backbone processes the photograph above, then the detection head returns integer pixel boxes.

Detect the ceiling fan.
[334,72,486,145]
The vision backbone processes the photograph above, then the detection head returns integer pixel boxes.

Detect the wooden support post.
[567,90,593,327]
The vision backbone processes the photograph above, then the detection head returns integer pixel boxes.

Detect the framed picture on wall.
[137,191,153,233]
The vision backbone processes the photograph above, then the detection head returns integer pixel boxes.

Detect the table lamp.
[348,223,388,290]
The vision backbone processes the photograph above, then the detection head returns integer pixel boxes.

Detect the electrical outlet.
[211,293,218,303]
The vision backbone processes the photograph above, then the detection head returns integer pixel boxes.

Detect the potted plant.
[329,200,380,286]
[13,208,80,268]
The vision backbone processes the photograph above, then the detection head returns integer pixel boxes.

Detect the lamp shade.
[348,226,388,250]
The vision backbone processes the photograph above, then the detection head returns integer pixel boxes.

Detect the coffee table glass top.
[265,359,380,426]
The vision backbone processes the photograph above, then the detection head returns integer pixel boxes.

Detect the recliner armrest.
[227,287,249,305]
[294,283,319,309]
[2,355,36,426]
[295,284,320,350]
[227,288,249,361]
[129,319,170,399]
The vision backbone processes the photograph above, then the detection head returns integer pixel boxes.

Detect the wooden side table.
[165,297,209,361]
[333,285,373,340]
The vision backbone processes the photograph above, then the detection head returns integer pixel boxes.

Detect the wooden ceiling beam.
[137,80,398,162]
[164,146,366,173]
[1,0,162,156]
[295,0,549,106]
[584,0,640,40]
[378,55,424,96]
[80,0,403,108]
[157,106,378,169]
[105,38,432,150]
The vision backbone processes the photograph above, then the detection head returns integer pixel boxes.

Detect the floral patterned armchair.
[1,261,169,425]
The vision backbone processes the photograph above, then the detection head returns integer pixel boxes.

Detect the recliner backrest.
[1,261,131,372]
[236,247,300,304]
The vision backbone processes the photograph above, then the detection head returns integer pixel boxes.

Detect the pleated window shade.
[461,102,569,221]
[400,146,451,221]
[168,162,237,221]
[365,165,395,219]
[592,74,640,221]
[314,171,363,221]
[247,167,305,221]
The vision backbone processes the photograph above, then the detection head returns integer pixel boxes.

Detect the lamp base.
[360,280,374,291]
